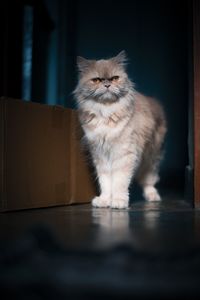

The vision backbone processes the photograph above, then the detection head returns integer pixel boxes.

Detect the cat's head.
[75,51,133,104]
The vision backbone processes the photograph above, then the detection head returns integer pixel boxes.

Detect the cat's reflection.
[92,209,132,248]
[142,210,161,230]
[131,206,163,252]
[91,203,163,250]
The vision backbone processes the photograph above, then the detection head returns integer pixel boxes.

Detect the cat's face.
[76,51,133,103]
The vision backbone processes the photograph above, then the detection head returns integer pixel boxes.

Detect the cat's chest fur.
[79,101,130,143]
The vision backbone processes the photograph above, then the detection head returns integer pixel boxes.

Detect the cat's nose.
[104,84,110,88]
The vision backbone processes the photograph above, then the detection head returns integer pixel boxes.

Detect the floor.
[0,194,200,300]
[1,190,200,255]
[2,192,200,299]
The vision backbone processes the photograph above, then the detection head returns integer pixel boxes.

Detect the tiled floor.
[1,191,199,255]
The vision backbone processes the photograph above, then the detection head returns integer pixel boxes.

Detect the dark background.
[0,0,192,198]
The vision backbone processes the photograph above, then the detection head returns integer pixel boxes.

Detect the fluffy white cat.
[74,51,167,209]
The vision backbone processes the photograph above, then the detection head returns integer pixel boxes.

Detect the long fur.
[74,51,167,209]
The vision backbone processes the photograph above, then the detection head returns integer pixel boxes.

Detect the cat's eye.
[91,78,101,83]
[111,76,119,81]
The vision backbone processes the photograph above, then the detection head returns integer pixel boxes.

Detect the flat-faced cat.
[74,51,167,209]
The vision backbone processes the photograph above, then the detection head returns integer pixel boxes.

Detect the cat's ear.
[77,56,94,73]
[112,50,127,66]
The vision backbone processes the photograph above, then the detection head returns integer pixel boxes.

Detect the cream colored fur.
[74,51,167,209]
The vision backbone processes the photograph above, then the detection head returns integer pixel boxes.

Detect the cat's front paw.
[111,198,129,209]
[92,196,111,208]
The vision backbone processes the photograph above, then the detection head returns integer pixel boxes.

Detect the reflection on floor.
[0,191,199,255]
[1,191,200,299]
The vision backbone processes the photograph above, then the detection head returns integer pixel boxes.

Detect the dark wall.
[56,0,188,189]
[1,0,189,191]
[43,0,189,189]
[0,1,23,98]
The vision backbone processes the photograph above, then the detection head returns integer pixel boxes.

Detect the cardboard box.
[0,97,96,211]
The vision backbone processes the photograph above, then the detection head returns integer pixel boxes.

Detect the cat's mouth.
[94,91,119,103]
[93,89,128,104]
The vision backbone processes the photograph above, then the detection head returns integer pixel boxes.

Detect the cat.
[74,51,167,209]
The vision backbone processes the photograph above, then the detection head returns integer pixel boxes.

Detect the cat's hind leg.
[137,155,162,202]
[142,174,161,202]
